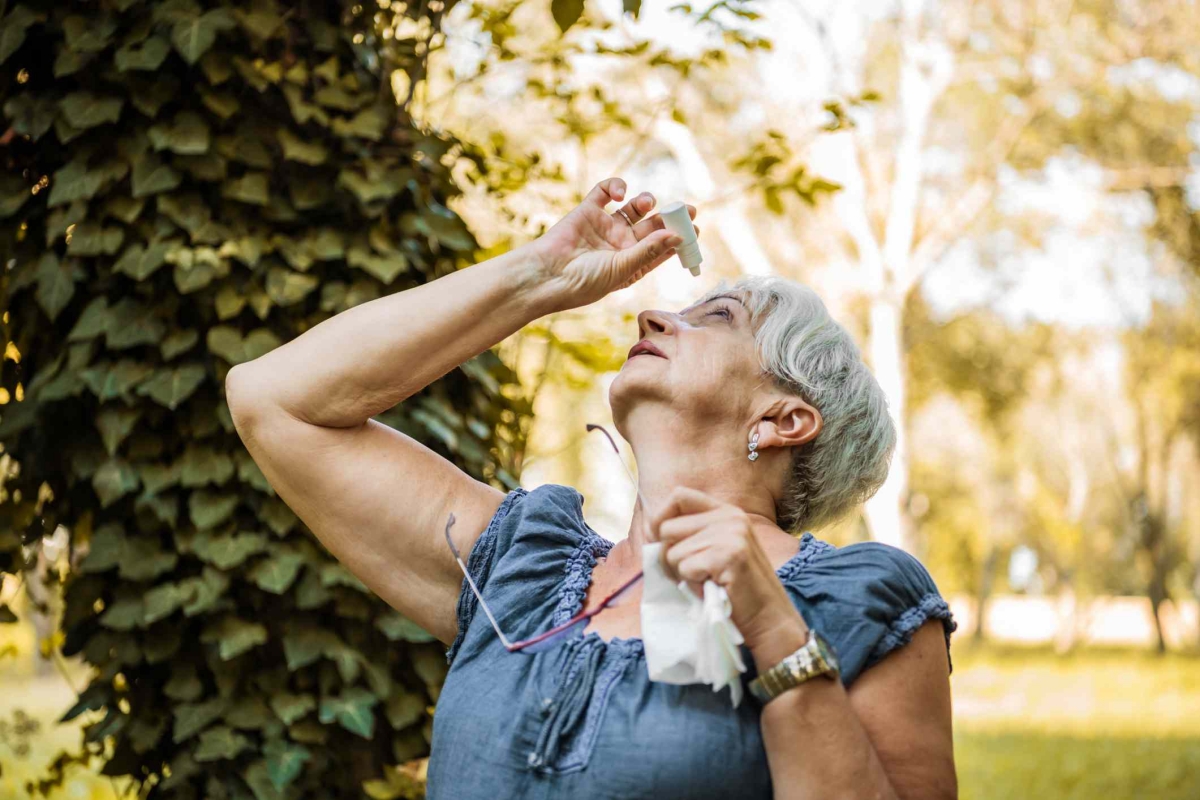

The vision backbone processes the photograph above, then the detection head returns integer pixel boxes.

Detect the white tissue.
[640,541,747,707]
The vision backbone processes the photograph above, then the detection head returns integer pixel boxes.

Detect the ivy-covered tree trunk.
[0,1,529,797]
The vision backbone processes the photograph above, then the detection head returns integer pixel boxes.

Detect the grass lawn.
[952,644,1200,800]
[3,625,1198,798]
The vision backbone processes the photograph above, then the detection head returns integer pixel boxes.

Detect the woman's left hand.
[648,486,810,655]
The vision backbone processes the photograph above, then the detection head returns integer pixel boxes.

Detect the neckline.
[568,528,831,657]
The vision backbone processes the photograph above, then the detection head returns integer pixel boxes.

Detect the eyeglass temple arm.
[444,513,516,650]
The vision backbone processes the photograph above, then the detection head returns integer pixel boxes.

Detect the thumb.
[610,230,681,283]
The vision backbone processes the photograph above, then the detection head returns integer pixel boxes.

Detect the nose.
[637,309,676,340]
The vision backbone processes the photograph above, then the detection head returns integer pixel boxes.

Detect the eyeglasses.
[443,423,648,653]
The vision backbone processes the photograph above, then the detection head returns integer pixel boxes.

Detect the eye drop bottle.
[658,200,703,276]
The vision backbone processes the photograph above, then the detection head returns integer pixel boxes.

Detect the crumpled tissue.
[640,541,747,707]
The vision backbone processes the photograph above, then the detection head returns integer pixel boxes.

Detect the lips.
[627,339,667,360]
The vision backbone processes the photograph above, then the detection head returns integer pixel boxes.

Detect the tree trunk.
[863,295,911,550]
[973,546,999,643]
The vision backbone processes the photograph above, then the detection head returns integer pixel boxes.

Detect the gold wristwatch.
[748,629,840,704]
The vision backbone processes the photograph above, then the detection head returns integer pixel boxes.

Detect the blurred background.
[2,0,1199,798]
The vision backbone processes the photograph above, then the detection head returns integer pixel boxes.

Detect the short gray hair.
[693,276,896,532]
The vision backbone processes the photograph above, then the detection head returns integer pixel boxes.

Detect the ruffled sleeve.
[779,541,956,686]
[445,483,597,666]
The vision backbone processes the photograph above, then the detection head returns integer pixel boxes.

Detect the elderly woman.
[227,178,957,800]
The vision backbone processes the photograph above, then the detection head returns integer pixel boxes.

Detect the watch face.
[813,631,840,673]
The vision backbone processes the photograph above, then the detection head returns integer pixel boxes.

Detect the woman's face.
[610,292,768,432]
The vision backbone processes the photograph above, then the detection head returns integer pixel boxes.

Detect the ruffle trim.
[868,592,958,673]
[553,529,615,627]
[776,532,835,583]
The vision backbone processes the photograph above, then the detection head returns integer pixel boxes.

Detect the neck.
[604,409,781,575]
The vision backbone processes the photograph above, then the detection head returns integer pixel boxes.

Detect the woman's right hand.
[530,177,700,311]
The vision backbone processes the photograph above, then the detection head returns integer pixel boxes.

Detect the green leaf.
[105,195,146,224]
[59,92,123,130]
[375,611,437,643]
[143,583,186,624]
[62,13,117,53]
[131,153,182,198]
[95,404,142,455]
[248,549,305,594]
[178,444,235,487]
[162,329,199,360]
[83,359,155,402]
[551,0,586,32]
[93,457,141,507]
[206,325,282,365]
[385,690,426,730]
[187,490,239,530]
[114,241,171,280]
[277,128,328,165]
[318,688,377,739]
[47,157,128,207]
[105,298,166,349]
[100,596,144,630]
[119,535,178,580]
[180,567,230,616]
[194,725,251,762]
[36,253,85,321]
[80,524,125,573]
[199,87,240,119]
[268,693,315,726]
[337,168,403,204]
[264,738,309,791]
[172,9,236,65]
[225,696,275,729]
[0,173,30,218]
[265,266,319,306]
[174,696,229,743]
[158,192,212,234]
[0,6,40,65]
[331,105,389,141]
[281,85,330,126]
[149,111,211,155]
[67,222,125,257]
[136,363,206,409]
[115,35,171,71]
[222,172,271,205]
[191,529,269,569]
[347,246,408,284]
[201,616,269,661]
[164,666,204,701]
[4,94,58,140]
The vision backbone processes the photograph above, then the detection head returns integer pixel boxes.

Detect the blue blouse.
[426,483,955,800]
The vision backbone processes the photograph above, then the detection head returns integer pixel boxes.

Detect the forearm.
[228,242,559,427]
[751,626,899,800]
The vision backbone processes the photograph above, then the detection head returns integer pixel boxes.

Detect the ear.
[755,396,822,451]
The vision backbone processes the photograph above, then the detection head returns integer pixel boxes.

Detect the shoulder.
[779,539,956,685]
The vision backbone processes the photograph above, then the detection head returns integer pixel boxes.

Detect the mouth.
[626,339,667,361]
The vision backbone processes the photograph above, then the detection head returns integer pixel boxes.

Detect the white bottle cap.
[658,200,703,276]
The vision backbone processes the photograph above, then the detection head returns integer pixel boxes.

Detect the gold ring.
[615,207,635,227]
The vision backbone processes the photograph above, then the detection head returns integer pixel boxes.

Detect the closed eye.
[706,307,733,321]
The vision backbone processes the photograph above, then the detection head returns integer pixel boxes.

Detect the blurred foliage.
[0,0,536,797]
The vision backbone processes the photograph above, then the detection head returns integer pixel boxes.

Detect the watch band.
[748,629,840,704]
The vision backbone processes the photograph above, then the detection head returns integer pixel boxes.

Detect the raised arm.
[225,178,691,645]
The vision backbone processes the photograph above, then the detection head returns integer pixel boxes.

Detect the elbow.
[225,364,267,440]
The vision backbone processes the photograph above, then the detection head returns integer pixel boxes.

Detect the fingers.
[587,177,627,208]
[657,509,726,544]
[614,192,655,227]
[610,229,681,287]
[649,486,724,541]
[633,203,698,240]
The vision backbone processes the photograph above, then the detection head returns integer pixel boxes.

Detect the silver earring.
[748,432,760,462]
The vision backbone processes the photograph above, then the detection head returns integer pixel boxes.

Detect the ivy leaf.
[222,172,271,205]
[385,690,426,730]
[178,444,235,487]
[264,738,310,791]
[173,696,230,743]
[4,94,58,140]
[194,725,251,762]
[148,111,211,155]
[35,253,86,321]
[265,266,319,306]
[180,567,231,617]
[0,6,40,65]
[201,616,268,660]
[0,173,30,218]
[143,583,186,625]
[59,92,124,130]
[172,8,236,65]
[105,298,166,349]
[318,687,377,739]
[115,35,171,71]
[131,152,182,197]
[80,524,125,573]
[268,693,315,726]
[95,404,142,455]
[62,13,117,53]
[551,0,586,32]
[119,536,178,580]
[375,611,437,643]
[187,490,239,531]
[135,363,206,409]
[247,549,305,594]
[93,457,141,507]
[67,223,125,257]
[277,128,328,165]
[82,359,155,402]
[206,325,282,365]
[162,329,199,360]
[100,596,144,630]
